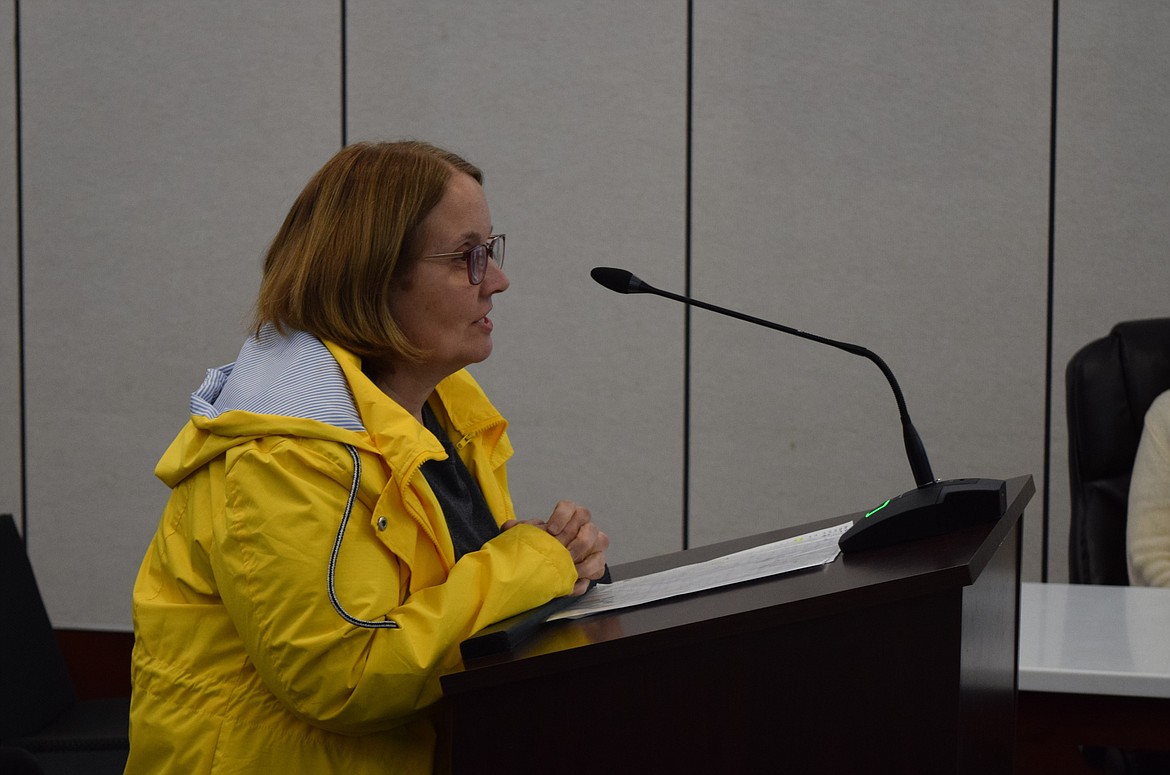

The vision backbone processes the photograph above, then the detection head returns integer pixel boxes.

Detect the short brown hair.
[254,140,483,362]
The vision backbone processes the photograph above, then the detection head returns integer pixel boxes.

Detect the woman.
[126,141,609,773]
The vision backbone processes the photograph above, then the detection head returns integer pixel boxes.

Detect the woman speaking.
[125,141,609,774]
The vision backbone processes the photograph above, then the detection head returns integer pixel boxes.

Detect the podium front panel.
[441,476,1032,774]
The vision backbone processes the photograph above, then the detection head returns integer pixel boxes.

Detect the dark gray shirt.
[420,403,501,560]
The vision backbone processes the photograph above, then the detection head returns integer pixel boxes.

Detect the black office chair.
[1066,318,1170,586]
[0,514,131,775]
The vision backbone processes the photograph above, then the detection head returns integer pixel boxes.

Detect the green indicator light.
[865,499,892,519]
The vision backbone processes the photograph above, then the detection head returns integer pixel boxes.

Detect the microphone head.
[591,266,652,294]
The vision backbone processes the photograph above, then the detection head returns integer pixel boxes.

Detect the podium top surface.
[443,475,1033,694]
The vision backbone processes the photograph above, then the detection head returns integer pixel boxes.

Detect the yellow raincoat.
[126,330,576,773]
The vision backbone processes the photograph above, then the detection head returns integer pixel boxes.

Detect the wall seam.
[340,0,347,147]
[13,0,27,545]
[1041,0,1060,582]
[683,0,693,550]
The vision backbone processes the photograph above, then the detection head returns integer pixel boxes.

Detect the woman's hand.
[503,500,609,596]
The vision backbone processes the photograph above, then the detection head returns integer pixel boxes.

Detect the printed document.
[549,521,852,621]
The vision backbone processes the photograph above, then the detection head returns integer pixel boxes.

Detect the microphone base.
[838,478,1008,554]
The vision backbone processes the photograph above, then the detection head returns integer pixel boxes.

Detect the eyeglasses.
[420,234,505,285]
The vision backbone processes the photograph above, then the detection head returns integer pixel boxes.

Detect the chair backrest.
[0,514,77,741]
[1066,318,1170,584]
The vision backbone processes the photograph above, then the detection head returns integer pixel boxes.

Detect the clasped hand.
[503,500,609,596]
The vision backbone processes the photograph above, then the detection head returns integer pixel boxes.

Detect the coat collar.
[323,341,510,475]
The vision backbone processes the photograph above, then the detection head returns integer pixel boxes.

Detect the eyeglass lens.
[469,236,504,285]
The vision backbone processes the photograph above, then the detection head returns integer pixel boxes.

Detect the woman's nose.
[484,259,509,293]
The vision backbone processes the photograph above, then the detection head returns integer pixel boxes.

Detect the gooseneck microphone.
[592,267,936,487]
[590,266,1006,553]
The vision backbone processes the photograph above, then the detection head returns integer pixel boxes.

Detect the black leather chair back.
[0,514,130,773]
[1066,318,1170,584]
[0,514,78,740]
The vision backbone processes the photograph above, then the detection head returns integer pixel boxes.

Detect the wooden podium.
[440,476,1033,774]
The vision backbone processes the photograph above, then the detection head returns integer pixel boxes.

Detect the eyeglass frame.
[418,234,505,286]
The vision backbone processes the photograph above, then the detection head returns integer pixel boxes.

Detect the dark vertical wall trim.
[1042,0,1060,582]
[13,0,27,545]
[683,0,694,550]
[340,0,348,147]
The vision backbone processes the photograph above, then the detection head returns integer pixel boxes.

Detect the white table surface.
[1018,582,1170,698]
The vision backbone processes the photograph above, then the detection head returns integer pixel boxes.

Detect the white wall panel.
[1049,2,1170,582]
[21,2,340,628]
[690,2,1051,579]
[0,6,18,526]
[347,1,688,565]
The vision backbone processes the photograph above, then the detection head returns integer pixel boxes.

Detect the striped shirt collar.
[190,325,365,432]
